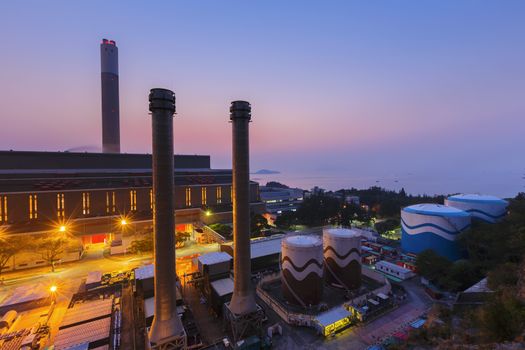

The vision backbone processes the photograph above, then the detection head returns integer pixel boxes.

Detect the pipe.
[148,88,184,344]
[228,100,257,315]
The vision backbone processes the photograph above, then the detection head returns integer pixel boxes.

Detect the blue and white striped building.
[445,194,508,223]
[401,204,471,261]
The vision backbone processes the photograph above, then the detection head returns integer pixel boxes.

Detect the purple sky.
[0,1,523,196]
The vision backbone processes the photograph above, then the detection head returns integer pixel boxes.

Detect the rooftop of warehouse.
[198,252,232,265]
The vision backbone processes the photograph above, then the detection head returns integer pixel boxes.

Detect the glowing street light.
[58,225,66,232]
[120,219,128,226]
[50,285,57,293]
[205,210,212,217]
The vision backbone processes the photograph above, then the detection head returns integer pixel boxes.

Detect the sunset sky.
[0,1,523,195]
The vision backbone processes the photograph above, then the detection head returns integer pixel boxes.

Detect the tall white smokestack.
[100,39,120,153]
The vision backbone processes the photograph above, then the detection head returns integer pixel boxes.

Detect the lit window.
[201,187,207,206]
[82,192,90,215]
[57,193,65,219]
[0,195,7,223]
[130,190,137,211]
[106,191,116,214]
[29,194,38,219]
[185,188,191,207]
[216,186,222,204]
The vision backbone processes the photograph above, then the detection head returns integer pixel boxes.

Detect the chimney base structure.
[148,88,186,350]
[225,101,263,343]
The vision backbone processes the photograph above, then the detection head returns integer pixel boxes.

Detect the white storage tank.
[445,194,508,223]
[323,228,361,289]
[401,204,471,261]
[281,235,323,306]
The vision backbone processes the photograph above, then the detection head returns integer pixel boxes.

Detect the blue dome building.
[445,194,508,223]
[401,204,471,261]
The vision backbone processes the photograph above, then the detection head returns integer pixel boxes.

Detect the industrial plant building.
[0,150,263,270]
[258,186,303,215]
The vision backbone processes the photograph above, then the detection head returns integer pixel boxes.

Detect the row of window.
[0,186,233,223]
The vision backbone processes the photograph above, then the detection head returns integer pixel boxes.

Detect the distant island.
[253,169,280,174]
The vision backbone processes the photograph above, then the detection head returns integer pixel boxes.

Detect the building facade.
[0,151,263,245]
[259,186,303,215]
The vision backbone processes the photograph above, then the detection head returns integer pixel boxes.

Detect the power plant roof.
[324,228,361,238]
[134,264,154,280]
[402,203,470,217]
[447,194,507,204]
[198,252,232,266]
[284,235,322,247]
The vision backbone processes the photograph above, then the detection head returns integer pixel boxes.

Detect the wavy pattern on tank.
[323,246,361,267]
[324,258,361,289]
[401,219,470,241]
[282,269,323,306]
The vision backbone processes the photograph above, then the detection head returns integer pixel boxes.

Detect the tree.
[416,249,452,283]
[274,211,298,230]
[0,237,25,279]
[265,181,289,189]
[374,218,400,234]
[208,223,233,237]
[128,235,153,255]
[487,262,519,291]
[38,233,71,272]
[251,214,270,237]
[176,231,191,247]
[477,289,525,342]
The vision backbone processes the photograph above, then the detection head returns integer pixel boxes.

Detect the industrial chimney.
[100,39,120,153]
[148,88,185,347]
[228,101,258,315]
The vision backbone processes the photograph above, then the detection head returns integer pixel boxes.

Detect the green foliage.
[265,181,289,189]
[341,186,443,218]
[208,223,233,237]
[176,231,191,245]
[251,214,270,237]
[477,290,525,342]
[0,236,25,277]
[487,263,519,291]
[375,218,400,234]
[416,250,479,291]
[129,234,153,254]
[38,233,71,272]
[274,211,298,230]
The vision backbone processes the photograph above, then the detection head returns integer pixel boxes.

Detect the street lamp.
[58,225,66,232]
[50,285,57,293]
[120,219,128,226]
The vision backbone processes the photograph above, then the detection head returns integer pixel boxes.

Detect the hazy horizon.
[1,1,523,197]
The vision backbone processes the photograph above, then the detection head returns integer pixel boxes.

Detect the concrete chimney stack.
[228,101,257,315]
[100,39,120,153]
[148,88,185,346]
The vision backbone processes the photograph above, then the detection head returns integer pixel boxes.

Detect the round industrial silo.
[323,228,361,290]
[401,204,471,261]
[281,235,323,306]
[445,194,508,223]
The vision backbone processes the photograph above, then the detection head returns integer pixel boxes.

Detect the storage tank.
[401,204,471,261]
[445,194,508,223]
[323,228,361,289]
[281,235,323,306]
